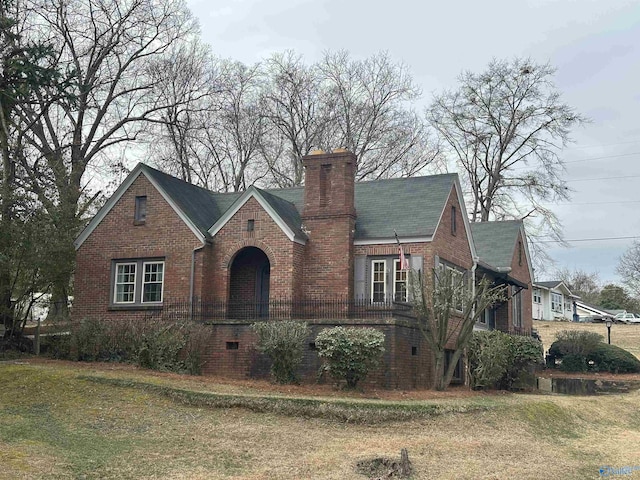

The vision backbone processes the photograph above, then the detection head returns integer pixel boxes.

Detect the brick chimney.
[301,149,357,300]
[302,149,356,219]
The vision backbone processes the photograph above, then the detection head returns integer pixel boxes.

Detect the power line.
[535,235,640,244]
[550,200,640,206]
[566,174,640,183]
[563,152,640,164]
[568,140,640,150]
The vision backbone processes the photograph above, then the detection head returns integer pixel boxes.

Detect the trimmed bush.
[62,317,210,374]
[468,331,543,389]
[550,330,603,358]
[468,331,510,389]
[315,327,385,389]
[559,353,587,372]
[587,343,640,374]
[137,324,186,371]
[252,320,310,384]
[503,334,544,389]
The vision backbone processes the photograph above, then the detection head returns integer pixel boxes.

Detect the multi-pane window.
[113,259,164,305]
[451,268,464,312]
[143,262,164,303]
[533,288,541,304]
[371,260,386,302]
[393,259,408,302]
[551,292,562,312]
[115,263,136,303]
[439,262,465,312]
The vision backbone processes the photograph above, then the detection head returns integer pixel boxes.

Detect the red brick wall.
[301,151,356,299]
[430,186,474,271]
[200,319,434,389]
[205,196,299,301]
[73,174,207,321]
[508,230,534,332]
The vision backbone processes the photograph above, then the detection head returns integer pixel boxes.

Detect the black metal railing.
[158,297,412,323]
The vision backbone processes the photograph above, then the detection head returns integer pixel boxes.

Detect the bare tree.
[617,241,640,298]
[149,39,219,184]
[260,51,326,187]
[410,268,505,391]
[555,267,601,305]
[15,0,198,316]
[196,60,268,192]
[320,50,440,181]
[427,58,587,254]
[0,0,68,338]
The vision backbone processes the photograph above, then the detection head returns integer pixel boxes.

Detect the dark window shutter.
[354,255,367,300]
[408,255,423,301]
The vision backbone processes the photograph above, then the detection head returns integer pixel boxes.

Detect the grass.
[534,319,640,358]
[2,360,640,479]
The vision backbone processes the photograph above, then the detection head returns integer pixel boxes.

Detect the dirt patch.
[356,449,412,479]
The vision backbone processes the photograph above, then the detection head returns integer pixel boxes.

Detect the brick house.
[73,150,534,388]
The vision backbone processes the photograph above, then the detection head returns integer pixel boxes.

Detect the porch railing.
[159,297,412,323]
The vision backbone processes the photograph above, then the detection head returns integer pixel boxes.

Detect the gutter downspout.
[190,243,207,321]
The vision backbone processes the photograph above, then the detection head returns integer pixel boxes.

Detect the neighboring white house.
[532,281,579,321]
[574,300,614,322]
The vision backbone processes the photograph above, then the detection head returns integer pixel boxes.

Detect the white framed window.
[438,261,465,312]
[551,292,562,312]
[533,288,541,304]
[142,262,164,303]
[371,260,386,303]
[112,259,165,306]
[479,308,492,325]
[114,263,136,303]
[393,259,408,302]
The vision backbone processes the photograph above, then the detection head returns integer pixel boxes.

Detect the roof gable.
[534,280,577,297]
[74,164,213,250]
[471,221,522,270]
[208,186,308,244]
[77,163,523,261]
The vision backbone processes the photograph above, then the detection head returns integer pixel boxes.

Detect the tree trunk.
[0,105,15,337]
[433,349,446,391]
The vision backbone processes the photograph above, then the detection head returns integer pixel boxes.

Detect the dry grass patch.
[2,361,640,479]
[534,320,640,359]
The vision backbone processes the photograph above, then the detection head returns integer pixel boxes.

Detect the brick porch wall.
[200,318,435,389]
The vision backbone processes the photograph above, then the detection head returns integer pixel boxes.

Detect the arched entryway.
[228,247,270,318]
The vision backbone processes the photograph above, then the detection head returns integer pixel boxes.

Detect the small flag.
[394,230,410,271]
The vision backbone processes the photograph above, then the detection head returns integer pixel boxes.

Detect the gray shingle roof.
[255,188,307,241]
[141,165,458,241]
[352,174,457,239]
[142,165,224,236]
[535,280,563,289]
[470,220,522,270]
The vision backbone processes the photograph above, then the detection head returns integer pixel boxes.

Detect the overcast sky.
[186,0,640,285]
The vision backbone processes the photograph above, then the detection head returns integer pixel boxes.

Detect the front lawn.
[2,360,640,479]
